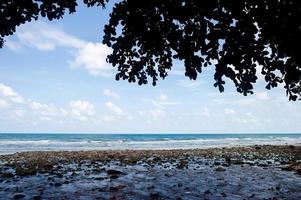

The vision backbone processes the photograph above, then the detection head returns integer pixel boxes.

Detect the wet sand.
[0,145,301,199]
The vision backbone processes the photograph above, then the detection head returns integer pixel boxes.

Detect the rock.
[55,173,64,178]
[150,192,160,198]
[177,160,188,169]
[214,161,221,166]
[13,193,26,199]
[33,195,41,200]
[110,175,119,179]
[54,182,62,187]
[2,172,14,178]
[281,166,292,171]
[215,166,226,172]
[222,163,230,167]
[109,184,126,191]
[107,169,125,175]
[16,167,37,176]
[94,177,105,180]
[231,159,244,165]
[204,190,211,195]
[249,194,255,198]
[147,185,155,190]
[258,163,268,167]
[93,167,105,173]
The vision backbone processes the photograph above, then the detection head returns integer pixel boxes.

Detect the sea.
[0,133,300,155]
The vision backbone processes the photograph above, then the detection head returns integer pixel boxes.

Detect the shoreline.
[1,133,301,155]
[1,145,301,199]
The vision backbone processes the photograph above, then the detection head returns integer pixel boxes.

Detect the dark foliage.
[1,0,301,100]
[0,0,107,47]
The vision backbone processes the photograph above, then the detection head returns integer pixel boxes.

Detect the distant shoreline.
[1,133,301,155]
[1,132,301,134]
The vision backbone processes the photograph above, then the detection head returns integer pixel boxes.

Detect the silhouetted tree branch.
[1,0,301,100]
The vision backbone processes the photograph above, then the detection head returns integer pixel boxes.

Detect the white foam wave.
[0,136,300,154]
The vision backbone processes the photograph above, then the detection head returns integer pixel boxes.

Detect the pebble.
[109,184,126,191]
[150,192,160,198]
[1,172,14,178]
[33,195,41,200]
[107,169,125,175]
[215,166,226,172]
[54,182,62,187]
[13,193,26,199]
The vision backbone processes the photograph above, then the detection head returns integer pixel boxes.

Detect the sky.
[0,1,300,134]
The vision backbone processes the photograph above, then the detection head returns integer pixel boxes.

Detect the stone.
[33,195,41,200]
[150,192,160,198]
[16,167,37,176]
[2,172,14,178]
[221,192,227,197]
[13,193,26,199]
[204,190,211,195]
[177,160,188,169]
[110,175,119,179]
[215,166,226,172]
[107,169,125,175]
[94,177,105,180]
[109,184,126,191]
[54,182,62,187]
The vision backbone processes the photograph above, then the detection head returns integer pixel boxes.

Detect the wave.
[0,136,300,154]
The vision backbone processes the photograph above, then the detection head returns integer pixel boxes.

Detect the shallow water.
[0,160,301,200]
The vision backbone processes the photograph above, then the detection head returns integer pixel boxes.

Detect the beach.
[0,145,301,199]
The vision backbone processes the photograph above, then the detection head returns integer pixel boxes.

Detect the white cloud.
[101,115,115,123]
[10,21,84,51]
[106,101,124,115]
[0,83,24,103]
[30,101,63,120]
[5,40,22,51]
[7,21,112,76]
[14,109,26,118]
[158,93,168,101]
[70,100,95,120]
[256,91,270,100]
[140,109,166,119]
[224,108,236,115]
[0,99,9,109]
[152,93,181,109]
[0,83,18,97]
[148,109,166,118]
[104,89,120,99]
[71,42,112,76]
[234,112,257,124]
[199,107,210,117]
[177,79,201,89]
[213,97,256,106]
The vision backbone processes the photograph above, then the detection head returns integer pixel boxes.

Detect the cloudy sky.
[0,2,300,134]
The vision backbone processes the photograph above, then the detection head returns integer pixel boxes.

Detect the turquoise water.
[0,133,300,154]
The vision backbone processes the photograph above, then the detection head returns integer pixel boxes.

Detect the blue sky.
[0,1,300,133]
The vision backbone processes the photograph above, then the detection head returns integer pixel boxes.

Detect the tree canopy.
[1,0,301,100]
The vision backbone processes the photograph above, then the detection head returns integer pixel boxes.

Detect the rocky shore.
[0,145,301,199]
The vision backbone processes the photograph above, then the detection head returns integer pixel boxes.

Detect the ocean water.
[0,133,300,155]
